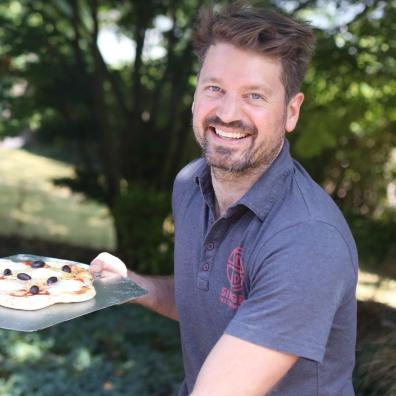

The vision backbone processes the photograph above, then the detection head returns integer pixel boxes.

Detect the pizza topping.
[48,279,84,294]
[0,257,96,309]
[1,279,25,291]
[31,268,61,279]
[47,276,58,285]
[17,273,32,281]
[0,261,29,272]
[31,260,46,268]
[62,265,71,273]
[30,285,40,295]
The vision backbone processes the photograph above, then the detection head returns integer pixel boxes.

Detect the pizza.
[0,257,96,310]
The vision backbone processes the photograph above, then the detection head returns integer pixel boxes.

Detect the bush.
[0,305,183,396]
[354,332,396,396]
[346,213,396,276]
[113,184,174,275]
[354,301,396,396]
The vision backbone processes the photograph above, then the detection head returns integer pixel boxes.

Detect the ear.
[285,93,304,133]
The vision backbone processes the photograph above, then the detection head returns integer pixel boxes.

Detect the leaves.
[0,0,395,257]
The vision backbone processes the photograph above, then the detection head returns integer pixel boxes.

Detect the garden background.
[0,0,395,395]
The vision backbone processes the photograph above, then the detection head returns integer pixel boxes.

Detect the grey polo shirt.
[172,139,358,396]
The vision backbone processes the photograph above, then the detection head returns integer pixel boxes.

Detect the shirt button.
[202,263,210,271]
[207,242,215,250]
[197,277,209,290]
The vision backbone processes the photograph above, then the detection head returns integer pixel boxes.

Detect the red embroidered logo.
[220,247,245,309]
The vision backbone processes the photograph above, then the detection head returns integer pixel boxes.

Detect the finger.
[90,252,128,277]
[90,254,106,273]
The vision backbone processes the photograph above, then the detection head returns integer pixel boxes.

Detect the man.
[91,3,358,395]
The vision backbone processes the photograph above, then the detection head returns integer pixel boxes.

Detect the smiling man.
[91,3,358,395]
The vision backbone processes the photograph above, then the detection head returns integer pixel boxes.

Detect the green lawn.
[0,147,396,395]
[0,148,115,250]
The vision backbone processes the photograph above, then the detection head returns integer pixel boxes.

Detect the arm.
[191,334,297,396]
[90,252,178,321]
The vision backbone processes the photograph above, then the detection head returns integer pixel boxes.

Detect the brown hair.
[192,2,315,103]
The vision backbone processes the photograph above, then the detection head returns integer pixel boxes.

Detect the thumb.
[89,255,105,273]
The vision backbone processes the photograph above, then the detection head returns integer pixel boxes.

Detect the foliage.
[0,305,183,396]
[346,212,396,275]
[113,184,173,274]
[0,0,395,270]
[354,301,396,396]
[293,0,396,216]
[354,332,396,396]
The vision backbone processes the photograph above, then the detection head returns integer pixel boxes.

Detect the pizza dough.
[0,258,96,310]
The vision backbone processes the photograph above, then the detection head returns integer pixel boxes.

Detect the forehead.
[198,42,283,93]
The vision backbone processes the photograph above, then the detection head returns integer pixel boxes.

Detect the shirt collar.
[194,138,294,221]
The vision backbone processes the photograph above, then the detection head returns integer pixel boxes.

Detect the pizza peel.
[0,254,148,332]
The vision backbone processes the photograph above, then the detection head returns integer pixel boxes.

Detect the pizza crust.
[0,259,96,310]
[0,286,96,310]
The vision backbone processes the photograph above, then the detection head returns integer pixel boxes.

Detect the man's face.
[192,42,303,175]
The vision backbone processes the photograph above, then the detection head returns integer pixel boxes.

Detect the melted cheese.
[47,279,83,294]
[30,268,63,280]
[0,260,29,272]
[0,279,24,292]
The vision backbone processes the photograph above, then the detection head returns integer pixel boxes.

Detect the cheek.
[254,108,286,131]
[192,102,212,129]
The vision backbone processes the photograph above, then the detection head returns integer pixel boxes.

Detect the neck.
[211,168,262,218]
[211,140,284,218]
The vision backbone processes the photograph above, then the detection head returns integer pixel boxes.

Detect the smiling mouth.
[211,127,250,140]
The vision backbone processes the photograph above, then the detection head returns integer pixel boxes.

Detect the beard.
[194,115,285,175]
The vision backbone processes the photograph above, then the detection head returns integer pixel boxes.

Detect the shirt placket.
[197,217,227,291]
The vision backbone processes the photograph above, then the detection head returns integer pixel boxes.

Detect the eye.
[206,85,222,93]
[249,93,264,100]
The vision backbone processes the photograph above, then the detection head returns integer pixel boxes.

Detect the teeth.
[214,128,248,139]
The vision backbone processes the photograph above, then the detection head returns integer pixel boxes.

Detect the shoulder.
[173,158,205,196]
[264,159,357,263]
[172,158,207,215]
[174,158,206,186]
[251,219,358,293]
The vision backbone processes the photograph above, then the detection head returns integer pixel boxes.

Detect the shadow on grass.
[0,234,395,395]
[0,233,109,264]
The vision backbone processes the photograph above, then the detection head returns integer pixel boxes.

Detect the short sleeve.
[224,220,356,362]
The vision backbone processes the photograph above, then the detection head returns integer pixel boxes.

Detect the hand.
[90,252,128,278]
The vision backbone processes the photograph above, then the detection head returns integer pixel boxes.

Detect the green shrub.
[354,301,396,396]
[0,305,183,396]
[113,184,174,275]
[354,332,396,396]
[346,212,396,275]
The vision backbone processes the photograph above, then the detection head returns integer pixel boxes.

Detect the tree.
[0,0,395,271]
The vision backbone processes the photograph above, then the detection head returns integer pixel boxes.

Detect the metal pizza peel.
[0,254,148,332]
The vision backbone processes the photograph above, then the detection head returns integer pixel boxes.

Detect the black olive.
[47,276,58,285]
[3,269,12,276]
[30,285,39,295]
[17,273,32,281]
[31,260,45,268]
[62,265,71,273]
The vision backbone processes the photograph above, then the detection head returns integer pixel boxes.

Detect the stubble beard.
[197,128,285,178]
[192,113,286,179]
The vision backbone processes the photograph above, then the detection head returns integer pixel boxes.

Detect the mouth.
[210,127,250,141]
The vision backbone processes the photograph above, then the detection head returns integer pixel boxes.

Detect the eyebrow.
[201,77,273,95]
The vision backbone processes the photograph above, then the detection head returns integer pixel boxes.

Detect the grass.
[357,270,396,309]
[1,146,396,395]
[1,147,395,306]
[0,148,115,250]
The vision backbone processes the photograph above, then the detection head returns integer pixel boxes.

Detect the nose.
[215,93,243,124]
